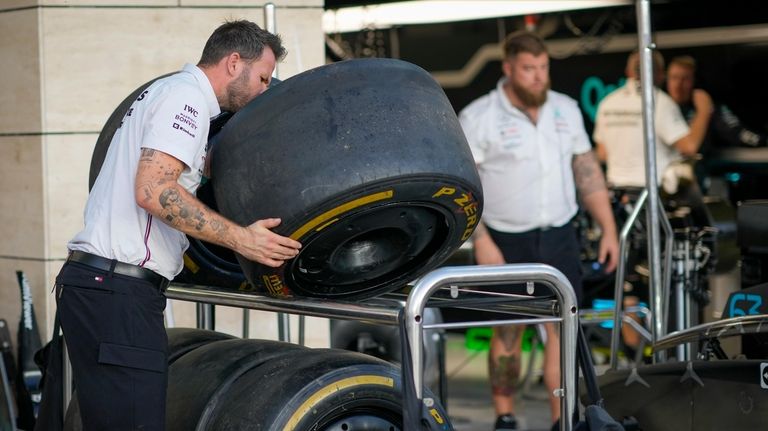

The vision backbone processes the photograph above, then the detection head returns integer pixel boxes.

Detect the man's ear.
[501,59,513,78]
[225,52,242,76]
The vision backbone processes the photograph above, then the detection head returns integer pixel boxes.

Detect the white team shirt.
[459,79,592,233]
[69,64,221,280]
[592,78,689,188]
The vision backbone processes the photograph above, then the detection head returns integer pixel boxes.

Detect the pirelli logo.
[432,186,479,241]
[262,274,289,297]
[429,408,445,424]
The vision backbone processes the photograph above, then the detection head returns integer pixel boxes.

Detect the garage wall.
[0,0,327,351]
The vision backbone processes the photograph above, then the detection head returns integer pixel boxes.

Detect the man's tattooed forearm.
[159,188,197,228]
[158,188,181,226]
[573,151,607,197]
[157,187,232,245]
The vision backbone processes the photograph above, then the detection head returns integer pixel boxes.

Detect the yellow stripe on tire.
[282,375,394,431]
[289,190,394,240]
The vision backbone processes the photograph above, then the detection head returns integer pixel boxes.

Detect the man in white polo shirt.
[459,31,618,430]
[44,21,301,431]
[594,50,712,192]
[592,51,712,351]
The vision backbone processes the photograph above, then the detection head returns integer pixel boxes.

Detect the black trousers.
[487,223,584,306]
[56,260,168,431]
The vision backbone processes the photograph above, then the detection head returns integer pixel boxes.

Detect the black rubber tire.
[166,340,451,431]
[89,74,248,289]
[166,327,237,364]
[165,338,310,431]
[89,75,165,190]
[210,58,482,299]
[329,308,444,397]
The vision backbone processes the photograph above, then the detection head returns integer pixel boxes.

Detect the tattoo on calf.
[490,354,521,395]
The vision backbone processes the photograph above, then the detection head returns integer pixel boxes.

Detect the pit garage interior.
[1,0,767,430]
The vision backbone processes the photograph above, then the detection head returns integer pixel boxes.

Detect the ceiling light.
[323,0,631,34]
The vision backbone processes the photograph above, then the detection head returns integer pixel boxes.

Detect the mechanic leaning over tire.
[35,20,301,431]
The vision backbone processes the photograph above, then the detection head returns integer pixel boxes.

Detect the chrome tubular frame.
[168,263,579,431]
[404,264,578,431]
[608,189,674,369]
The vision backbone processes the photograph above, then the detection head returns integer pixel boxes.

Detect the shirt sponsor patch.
[172,121,196,138]
[498,121,523,150]
[172,106,199,138]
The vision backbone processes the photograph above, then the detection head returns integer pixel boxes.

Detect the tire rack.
[163,263,578,431]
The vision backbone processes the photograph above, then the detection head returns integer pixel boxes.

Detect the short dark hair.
[198,20,287,67]
[502,30,548,59]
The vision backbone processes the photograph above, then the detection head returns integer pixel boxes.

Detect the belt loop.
[108,259,117,278]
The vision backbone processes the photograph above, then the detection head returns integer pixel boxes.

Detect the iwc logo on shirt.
[173,105,199,138]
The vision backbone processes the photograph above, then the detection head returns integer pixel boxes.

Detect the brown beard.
[511,79,549,107]
[224,65,252,112]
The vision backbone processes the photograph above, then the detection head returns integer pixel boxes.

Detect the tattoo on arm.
[573,151,607,197]
[139,148,156,161]
[138,147,234,246]
[156,186,232,240]
[158,188,183,226]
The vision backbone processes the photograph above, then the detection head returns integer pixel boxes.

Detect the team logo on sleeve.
[173,104,199,138]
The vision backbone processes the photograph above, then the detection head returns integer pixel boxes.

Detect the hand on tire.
[239,218,301,267]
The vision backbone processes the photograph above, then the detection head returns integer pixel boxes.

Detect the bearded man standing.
[459,31,618,430]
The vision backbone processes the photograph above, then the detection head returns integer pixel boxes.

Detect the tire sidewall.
[250,175,481,299]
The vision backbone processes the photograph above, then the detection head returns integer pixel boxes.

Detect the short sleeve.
[655,92,689,147]
[566,101,592,155]
[142,84,208,169]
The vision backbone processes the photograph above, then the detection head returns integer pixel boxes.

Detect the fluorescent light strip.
[323,0,631,34]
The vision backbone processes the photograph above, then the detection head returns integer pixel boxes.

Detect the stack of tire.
[90,58,482,300]
[65,329,451,430]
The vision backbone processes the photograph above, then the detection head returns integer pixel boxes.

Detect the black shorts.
[485,223,584,306]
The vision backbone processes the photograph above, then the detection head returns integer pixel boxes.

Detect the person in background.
[667,55,766,150]
[593,50,712,353]
[38,20,301,431]
[666,55,767,192]
[594,50,712,196]
[459,30,619,430]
